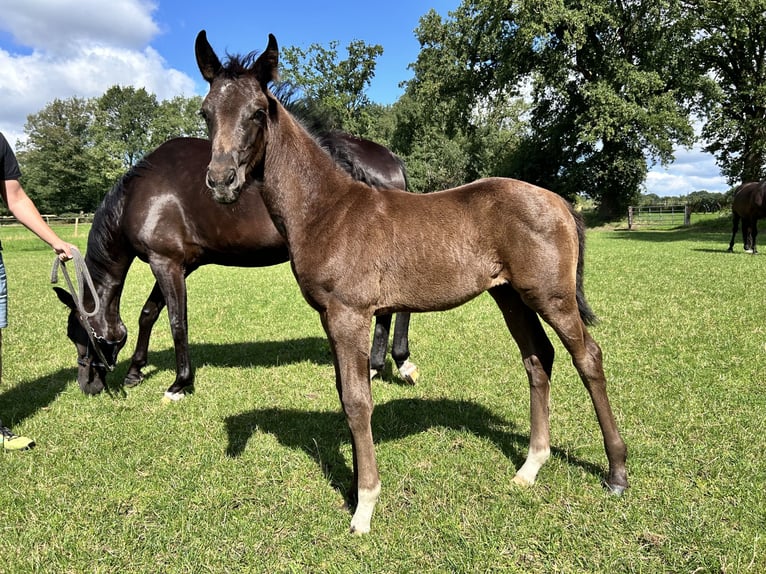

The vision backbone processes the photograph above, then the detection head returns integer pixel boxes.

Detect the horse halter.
[74,313,124,372]
[52,247,122,371]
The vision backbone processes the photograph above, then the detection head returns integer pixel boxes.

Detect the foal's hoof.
[398,360,419,385]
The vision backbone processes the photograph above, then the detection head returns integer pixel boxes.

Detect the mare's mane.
[86,164,137,282]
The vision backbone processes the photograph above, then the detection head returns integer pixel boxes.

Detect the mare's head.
[54,287,127,395]
[195,30,279,203]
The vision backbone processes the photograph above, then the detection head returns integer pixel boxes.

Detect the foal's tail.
[571,207,599,326]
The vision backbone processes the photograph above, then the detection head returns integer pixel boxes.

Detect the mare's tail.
[570,206,599,326]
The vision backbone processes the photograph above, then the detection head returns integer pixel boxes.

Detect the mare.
[727,181,766,253]
[55,135,418,401]
[196,31,628,534]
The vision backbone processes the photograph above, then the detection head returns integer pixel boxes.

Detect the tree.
[280,40,384,135]
[91,86,159,172]
[153,95,207,143]
[407,1,699,216]
[15,97,101,213]
[689,0,766,184]
[16,89,207,213]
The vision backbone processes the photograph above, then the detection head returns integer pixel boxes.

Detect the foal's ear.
[195,29,223,83]
[254,34,279,87]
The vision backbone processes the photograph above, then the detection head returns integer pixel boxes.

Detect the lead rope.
[50,246,99,318]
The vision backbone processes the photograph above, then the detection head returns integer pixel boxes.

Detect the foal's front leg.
[321,306,381,535]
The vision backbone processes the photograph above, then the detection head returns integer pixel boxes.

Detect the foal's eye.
[252,109,267,122]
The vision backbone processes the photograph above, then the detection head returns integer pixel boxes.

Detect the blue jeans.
[0,251,7,328]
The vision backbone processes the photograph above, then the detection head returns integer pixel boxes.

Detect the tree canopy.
[9,1,766,218]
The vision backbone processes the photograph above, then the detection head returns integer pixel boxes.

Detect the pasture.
[1,219,764,572]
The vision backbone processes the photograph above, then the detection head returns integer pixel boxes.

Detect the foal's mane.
[218,50,263,78]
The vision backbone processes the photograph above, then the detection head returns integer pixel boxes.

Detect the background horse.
[727,181,766,253]
[196,31,628,534]
[55,135,418,401]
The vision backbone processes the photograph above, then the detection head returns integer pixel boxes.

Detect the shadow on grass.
[114,336,414,390]
[224,398,608,506]
[0,368,70,427]
[607,228,731,244]
[0,335,413,427]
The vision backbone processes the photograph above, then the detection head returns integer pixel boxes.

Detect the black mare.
[56,136,418,400]
[727,181,766,253]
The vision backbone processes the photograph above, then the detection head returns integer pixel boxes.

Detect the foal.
[196,31,628,534]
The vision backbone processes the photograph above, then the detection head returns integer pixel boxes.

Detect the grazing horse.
[727,181,766,253]
[196,31,628,534]
[55,135,418,400]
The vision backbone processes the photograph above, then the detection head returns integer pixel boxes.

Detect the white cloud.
[0,0,160,54]
[0,0,196,146]
[644,143,730,197]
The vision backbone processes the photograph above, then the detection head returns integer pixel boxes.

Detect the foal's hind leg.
[490,286,555,487]
[543,302,628,494]
[391,313,419,384]
[125,282,166,387]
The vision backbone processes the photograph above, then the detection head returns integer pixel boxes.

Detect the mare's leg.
[320,305,380,535]
[728,213,739,251]
[752,220,758,254]
[124,282,165,387]
[743,218,753,252]
[539,296,628,494]
[391,313,419,384]
[369,314,391,379]
[150,259,193,401]
[489,286,555,486]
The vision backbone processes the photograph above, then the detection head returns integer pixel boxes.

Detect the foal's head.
[195,30,279,203]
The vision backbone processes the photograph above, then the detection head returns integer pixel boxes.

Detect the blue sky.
[0,0,729,196]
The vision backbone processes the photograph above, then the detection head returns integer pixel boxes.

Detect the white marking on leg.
[512,446,550,487]
[397,360,419,385]
[162,390,185,403]
[349,483,381,535]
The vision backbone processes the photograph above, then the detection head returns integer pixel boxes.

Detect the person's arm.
[1,179,74,260]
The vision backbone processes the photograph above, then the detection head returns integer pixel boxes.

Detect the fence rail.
[0,214,94,237]
[627,204,691,229]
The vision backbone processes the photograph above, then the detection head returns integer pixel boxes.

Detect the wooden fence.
[0,214,94,237]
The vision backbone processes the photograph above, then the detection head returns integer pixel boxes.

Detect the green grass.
[1,221,764,572]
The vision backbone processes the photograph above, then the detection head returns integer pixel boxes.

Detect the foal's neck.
[262,105,349,230]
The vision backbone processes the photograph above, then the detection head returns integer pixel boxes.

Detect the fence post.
[628,206,634,230]
[684,205,691,226]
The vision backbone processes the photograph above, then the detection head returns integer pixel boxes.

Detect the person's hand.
[52,241,76,262]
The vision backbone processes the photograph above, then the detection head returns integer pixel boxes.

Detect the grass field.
[1,216,764,573]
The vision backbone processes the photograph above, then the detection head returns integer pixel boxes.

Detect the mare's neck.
[83,243,131,340]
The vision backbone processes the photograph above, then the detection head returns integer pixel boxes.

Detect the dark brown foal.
[196,31,628,534]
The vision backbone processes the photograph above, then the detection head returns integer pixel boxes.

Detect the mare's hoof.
[604,482,628,496]
[369,368,379,381]
[398,360,419,385]
[124,372,145,388]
